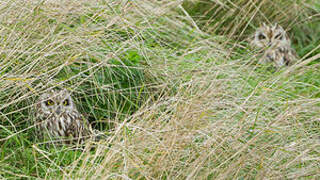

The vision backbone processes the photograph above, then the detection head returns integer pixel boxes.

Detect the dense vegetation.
[0,0,319,179]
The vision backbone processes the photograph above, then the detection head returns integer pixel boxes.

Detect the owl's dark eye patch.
[275,33,283,40]
[45,99,54,106]
[63,99,70,106]
[258,33,266,40]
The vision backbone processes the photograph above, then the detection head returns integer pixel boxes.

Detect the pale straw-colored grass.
[0,0,319,179]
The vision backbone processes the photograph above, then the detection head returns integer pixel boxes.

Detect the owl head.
[252,23,291,49]
[38,89,76,116]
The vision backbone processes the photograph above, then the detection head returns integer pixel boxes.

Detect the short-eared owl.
[251,23,298,67]
[35,89,96,144]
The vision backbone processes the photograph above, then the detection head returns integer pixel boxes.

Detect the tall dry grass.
[0,0,319,179]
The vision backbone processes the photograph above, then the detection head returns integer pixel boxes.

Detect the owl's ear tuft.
[61,89,71,96]
[274,24,284,31]
[39,92,50,101]
[262,22,267,27]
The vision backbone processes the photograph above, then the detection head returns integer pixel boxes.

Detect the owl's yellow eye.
[63,99,70,106]
[45,100,54,106]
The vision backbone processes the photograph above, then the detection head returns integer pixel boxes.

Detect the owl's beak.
[55,107,62,115]
[267,41,272,46]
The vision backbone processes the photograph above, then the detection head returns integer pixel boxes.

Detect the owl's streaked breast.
[37,110,82,137]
